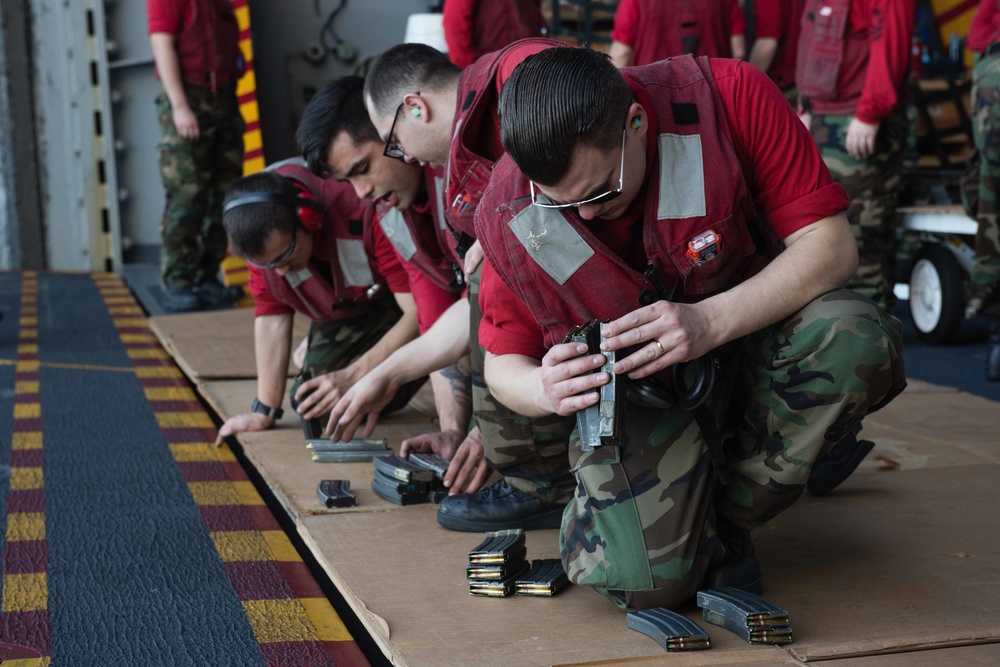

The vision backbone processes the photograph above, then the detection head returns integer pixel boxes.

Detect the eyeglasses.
[530,125,627,209]
[247,224,299,269]
[382,102,407,161]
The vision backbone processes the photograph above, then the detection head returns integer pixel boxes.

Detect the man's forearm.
[749,37,778,74]
[149,33,189,111]
[429,356,472,433]
[254,314,294,409]
[484,352,552,417]
[609,41,633,68]
[699,214,858,348]
[344,292,421,381]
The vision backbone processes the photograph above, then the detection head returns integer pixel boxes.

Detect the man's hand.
[294,369,357,421]
[600,301,716,378]
[325,369,398,441]
[172,105,200,140]
[214,412,273,446]
[463,240,485,278]
[538,342,608,416]
[402,427,489,495]
[845,117,879,159]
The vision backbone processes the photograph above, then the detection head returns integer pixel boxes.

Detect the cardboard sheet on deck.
[149,308,310,380]
[200,379,443,519]
[298,463,1000,667]
[856,380,1000,474]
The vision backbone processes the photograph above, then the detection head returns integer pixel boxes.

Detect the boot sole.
[436,506,564,532]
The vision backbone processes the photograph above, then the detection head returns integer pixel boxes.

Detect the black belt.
[986,42,1000,57]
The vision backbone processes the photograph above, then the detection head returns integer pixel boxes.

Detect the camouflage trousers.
[810,111,907,311]
[561,290,905,610]
[156,83,244,289]
[970,53,1000,316]
[291,295,424,428]
[468,264,577,504]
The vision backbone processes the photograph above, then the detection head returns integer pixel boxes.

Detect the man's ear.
[403,93,429,123]
[628,102,648,137]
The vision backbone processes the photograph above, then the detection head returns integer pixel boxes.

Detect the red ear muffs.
[222,179,329,233]
[289,181,325,233]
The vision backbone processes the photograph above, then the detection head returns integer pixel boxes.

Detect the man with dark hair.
[295,77,490,495]
[475,47,906,610]
[362,39,581,532]
[213,164,436,445]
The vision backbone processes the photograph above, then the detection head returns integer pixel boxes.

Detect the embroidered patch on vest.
[378,208,416,261]
[509,205,594,285]
[336,238,375,287]
[671,102,699,126]
[657,133,707,220]
[462,90,476,111]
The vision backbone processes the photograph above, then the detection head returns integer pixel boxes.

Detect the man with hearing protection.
[214,160,449,445]
[294,76,490,496]
[362,39,584,533]
[474,47,906,610]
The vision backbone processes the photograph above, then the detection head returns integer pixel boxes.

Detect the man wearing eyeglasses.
[293,76,491,497]
[213,162,448,445]
[474,47,906,610]
[361,39,581,533]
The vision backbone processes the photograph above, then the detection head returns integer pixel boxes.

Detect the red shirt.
[479,60,849,359]
[146,0,242,88]
[249,215,410,318]
[801,0,916,123]
[401,198,463,334]
[968,0,1000,53]
[611,0,746,64]
[443,0,546,68]
[754,0,807,89]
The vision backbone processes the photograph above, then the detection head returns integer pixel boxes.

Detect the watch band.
[251,398,284,420]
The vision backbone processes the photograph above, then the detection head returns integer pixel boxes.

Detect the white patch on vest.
[508,205,594,285]
[657,133,707,220]
[433,176,446,230]
[336,238,375,287]
[819,5,833,16]
[378,208,417,261]
[284,267,312,289]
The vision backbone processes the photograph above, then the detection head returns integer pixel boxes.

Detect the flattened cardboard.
[298,509,793,667]
[201,380,444,519]
[149,308,309,379]
[297,464,1000,667]
[821,643,1000,666]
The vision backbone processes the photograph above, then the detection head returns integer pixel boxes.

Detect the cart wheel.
[908,245,965,344]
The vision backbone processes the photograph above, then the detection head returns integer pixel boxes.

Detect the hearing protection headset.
[223,180,328,232]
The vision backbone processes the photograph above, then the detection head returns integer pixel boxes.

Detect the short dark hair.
[297,76,381,178]
[222,172,300,259]
[364,43,461,117]
[499,48,631,185]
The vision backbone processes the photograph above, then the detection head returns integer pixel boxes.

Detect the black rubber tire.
[908,244,965,344]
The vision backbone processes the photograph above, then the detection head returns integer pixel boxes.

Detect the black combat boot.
[806,425,874,497]
[161,285,203,312]
[702,519,763,594]
[437,478,564,532]
[194,278,244,309]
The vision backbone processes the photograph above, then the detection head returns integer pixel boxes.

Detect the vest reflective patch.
[379,208,416,261]
[336,238,375,287]
[284,267,312,289]
[508,205,594,285]
[433,176,446,230]
[657,133,706,220]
